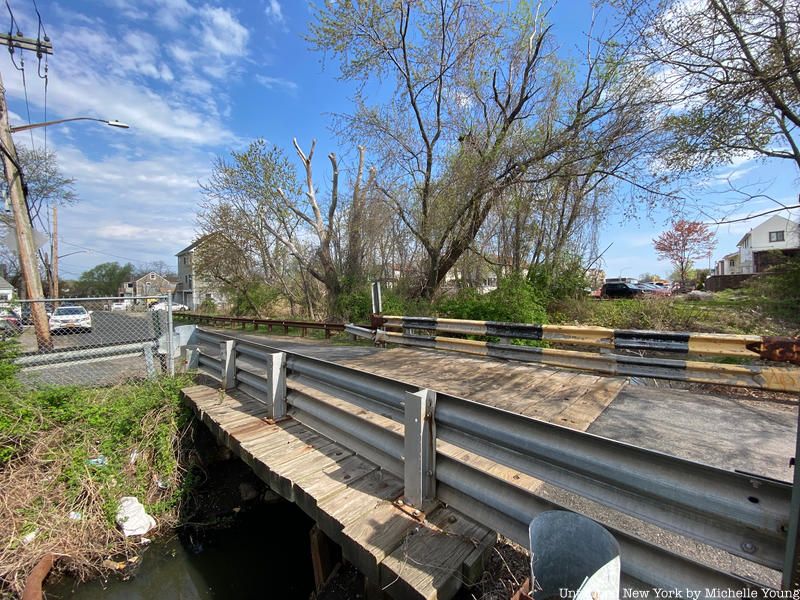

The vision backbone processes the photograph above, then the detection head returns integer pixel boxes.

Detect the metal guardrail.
[381,316,800,363]
[192,327,798,593]
[349,317,800,393]
[177,313,346,338]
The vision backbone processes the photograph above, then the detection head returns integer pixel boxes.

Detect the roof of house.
[737,214,797,247]
[176,233,218,256]
[0,276,13,291]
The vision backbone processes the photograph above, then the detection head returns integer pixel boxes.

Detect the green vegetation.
[0,360,194,595]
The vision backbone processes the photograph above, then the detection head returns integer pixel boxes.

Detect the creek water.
[46,482,317,599]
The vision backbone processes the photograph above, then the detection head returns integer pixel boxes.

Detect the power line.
[58,239,154,266]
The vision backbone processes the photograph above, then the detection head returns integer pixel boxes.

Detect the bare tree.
[310,0,670,298]
[198,139,377,318]
[630,0,800,174]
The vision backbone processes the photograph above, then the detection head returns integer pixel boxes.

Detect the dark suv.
[600,282,644,299]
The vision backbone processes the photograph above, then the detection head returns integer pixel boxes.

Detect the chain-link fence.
[0,295,178,387]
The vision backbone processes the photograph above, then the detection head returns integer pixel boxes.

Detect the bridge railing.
[175,312,347,339]
[192,328,799,594]
[348,316,800,393]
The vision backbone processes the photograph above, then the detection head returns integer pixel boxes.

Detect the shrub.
[436,276,547,324]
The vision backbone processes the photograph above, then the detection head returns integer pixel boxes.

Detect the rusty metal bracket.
[370,313,386,330]
[746,337,800,366]
[394,497,427,523]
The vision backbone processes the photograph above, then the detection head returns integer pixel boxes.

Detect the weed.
[0,375,194,596]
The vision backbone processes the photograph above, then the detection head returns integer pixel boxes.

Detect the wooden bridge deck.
[182,385,496,600]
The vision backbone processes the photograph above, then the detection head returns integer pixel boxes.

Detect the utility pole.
[0,34,54,350]
[51,204,58,298]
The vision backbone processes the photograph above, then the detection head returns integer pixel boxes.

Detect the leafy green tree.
[310,0,665,299]
[74,262,135,297]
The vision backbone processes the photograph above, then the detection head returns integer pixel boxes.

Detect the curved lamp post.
[2,115,129,348]
[10,117,129,133]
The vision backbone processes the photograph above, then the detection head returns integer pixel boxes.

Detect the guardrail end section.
[266,351,287,420]
[403,388,437,510]
[220,340,237,390]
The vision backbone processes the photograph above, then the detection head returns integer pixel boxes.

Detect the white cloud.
[256,74,298,92]
[199,6,249,57]
[1,11,246,147]
[265,0,285,23]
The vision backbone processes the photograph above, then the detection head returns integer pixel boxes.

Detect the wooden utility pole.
[0,33,54,350]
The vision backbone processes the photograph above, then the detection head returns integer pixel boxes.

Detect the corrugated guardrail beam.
[375,331,800,393]
[382,316,800,364]
[191,328,795,592]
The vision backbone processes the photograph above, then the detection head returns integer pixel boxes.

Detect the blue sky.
[1,0,798,283]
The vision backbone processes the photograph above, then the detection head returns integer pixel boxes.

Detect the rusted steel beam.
[747,337,800,366]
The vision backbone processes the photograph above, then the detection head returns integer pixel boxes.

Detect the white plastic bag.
[115,496,156,537]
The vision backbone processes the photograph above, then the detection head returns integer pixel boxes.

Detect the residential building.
[714,215,800,275]
[120,272,176,301]
[174,235,226,310]
[0,276,14,301]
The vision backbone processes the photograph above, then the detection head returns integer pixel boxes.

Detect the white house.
[0,276,14,301]
[174,235,227,310]
[715,215,800,275]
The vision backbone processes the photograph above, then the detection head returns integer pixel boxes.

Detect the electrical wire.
[58,239,153,266]
[20,57,35,148]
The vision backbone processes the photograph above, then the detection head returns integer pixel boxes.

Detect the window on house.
[729,259,735,267]
[183,256,187,265]
[769,231,785,242]
[149,273,156,280]
[185,275,189,284]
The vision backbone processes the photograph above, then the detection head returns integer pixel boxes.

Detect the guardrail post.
[265,352,287,420]
[403,388,436,510]
[219,340,236,390]
[186,347,199,370]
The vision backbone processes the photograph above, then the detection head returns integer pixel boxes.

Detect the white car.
[150,302,188,311]
[49,306,92,333]
[111,301,127,311]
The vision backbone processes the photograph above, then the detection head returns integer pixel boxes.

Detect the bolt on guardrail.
[2,295,176,387]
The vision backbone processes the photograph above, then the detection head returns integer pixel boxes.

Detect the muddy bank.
[45,424,319,599]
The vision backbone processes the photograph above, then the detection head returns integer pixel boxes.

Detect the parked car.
[16,303,54,324]
[637,282,672,297]
[600,282,644,299]
[49,306,92,333]
[150,302,188,311]
[0,309,22,336]
[111,301,127,311]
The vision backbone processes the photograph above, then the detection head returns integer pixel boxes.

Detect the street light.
[0,112,130,349]
[10,117,130,133]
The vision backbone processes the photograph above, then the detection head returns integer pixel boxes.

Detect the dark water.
[46,501,316,600]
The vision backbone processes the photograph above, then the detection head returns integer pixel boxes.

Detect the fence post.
[219,340,236,390]
[142,342,156,379]
[166,294,175,376]
[403,388,437,510]
[265,352,287,420]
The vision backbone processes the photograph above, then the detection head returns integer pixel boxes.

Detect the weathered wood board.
[182,385,493,600]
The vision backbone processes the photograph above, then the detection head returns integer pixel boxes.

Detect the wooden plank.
[380,506,489,600]
[339,499,418,584]
[315,470,404,538]
[551,375,625,431]
[293,454,379,516]
[268,441,354,501]
[183,385,493,600]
